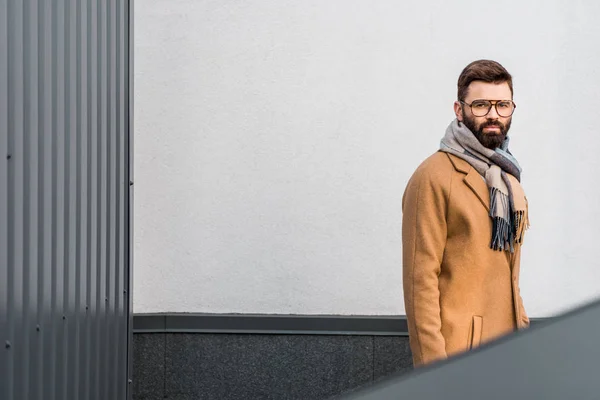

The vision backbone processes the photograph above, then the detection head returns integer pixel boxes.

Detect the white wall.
[134,0,600,316]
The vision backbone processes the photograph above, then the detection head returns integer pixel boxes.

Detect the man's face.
[454,81,513,149]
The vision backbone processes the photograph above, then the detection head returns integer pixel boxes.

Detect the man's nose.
[487,104,499,119]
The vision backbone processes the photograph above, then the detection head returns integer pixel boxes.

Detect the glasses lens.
[470,100,491,117]
[496,101,515,117]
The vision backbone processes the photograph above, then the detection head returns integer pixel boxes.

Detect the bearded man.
[402,59,530,366]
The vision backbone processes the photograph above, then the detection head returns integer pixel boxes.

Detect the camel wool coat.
[402,151,529,366]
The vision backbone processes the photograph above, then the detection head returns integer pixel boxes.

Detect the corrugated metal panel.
[0,0,9,398]
[0,1,132,399]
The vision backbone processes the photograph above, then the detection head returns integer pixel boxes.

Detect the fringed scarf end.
[514,209,530,244]
[489,187,522,253]
[490,216,515,252]
[489,189,529,252]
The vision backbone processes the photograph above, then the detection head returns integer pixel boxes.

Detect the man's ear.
[454,101,463,121]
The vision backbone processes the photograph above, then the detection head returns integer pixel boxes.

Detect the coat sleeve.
[402,164,450,366]
[518,287,530,327]
[513,246,530,329]
[518,199,530,328]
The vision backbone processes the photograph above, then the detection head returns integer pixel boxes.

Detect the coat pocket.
[468,315,483,350]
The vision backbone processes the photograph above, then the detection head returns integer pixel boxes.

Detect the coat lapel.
[445,153,490,212]
[464,170,490,212]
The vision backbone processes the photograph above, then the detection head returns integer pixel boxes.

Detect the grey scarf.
[440,119,529,252]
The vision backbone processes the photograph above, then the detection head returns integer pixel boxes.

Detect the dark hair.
[457,60,513,101]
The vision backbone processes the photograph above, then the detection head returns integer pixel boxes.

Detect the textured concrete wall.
[132,333,412,400]
[134,0,600,316]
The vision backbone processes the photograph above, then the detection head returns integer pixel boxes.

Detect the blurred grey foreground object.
[339,299,600,400]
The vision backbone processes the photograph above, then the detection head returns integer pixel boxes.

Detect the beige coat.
[402,151,529,366]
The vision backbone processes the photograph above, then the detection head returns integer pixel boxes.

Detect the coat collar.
[445,153,490,212]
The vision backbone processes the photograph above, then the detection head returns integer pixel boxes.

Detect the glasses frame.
[460,99,517,117]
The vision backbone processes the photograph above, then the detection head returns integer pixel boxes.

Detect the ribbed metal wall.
[0,0,132,399]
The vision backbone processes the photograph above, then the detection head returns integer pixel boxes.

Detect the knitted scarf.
[440,119,529,252]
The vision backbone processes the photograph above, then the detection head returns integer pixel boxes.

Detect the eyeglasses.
[460,99,516,117]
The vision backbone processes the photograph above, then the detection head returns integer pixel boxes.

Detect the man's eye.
[497,101,512,109]
[472,102,489,109]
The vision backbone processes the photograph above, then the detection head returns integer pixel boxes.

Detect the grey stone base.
[132,333,413,400]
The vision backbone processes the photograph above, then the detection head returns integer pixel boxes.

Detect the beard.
[461,111,511,150]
